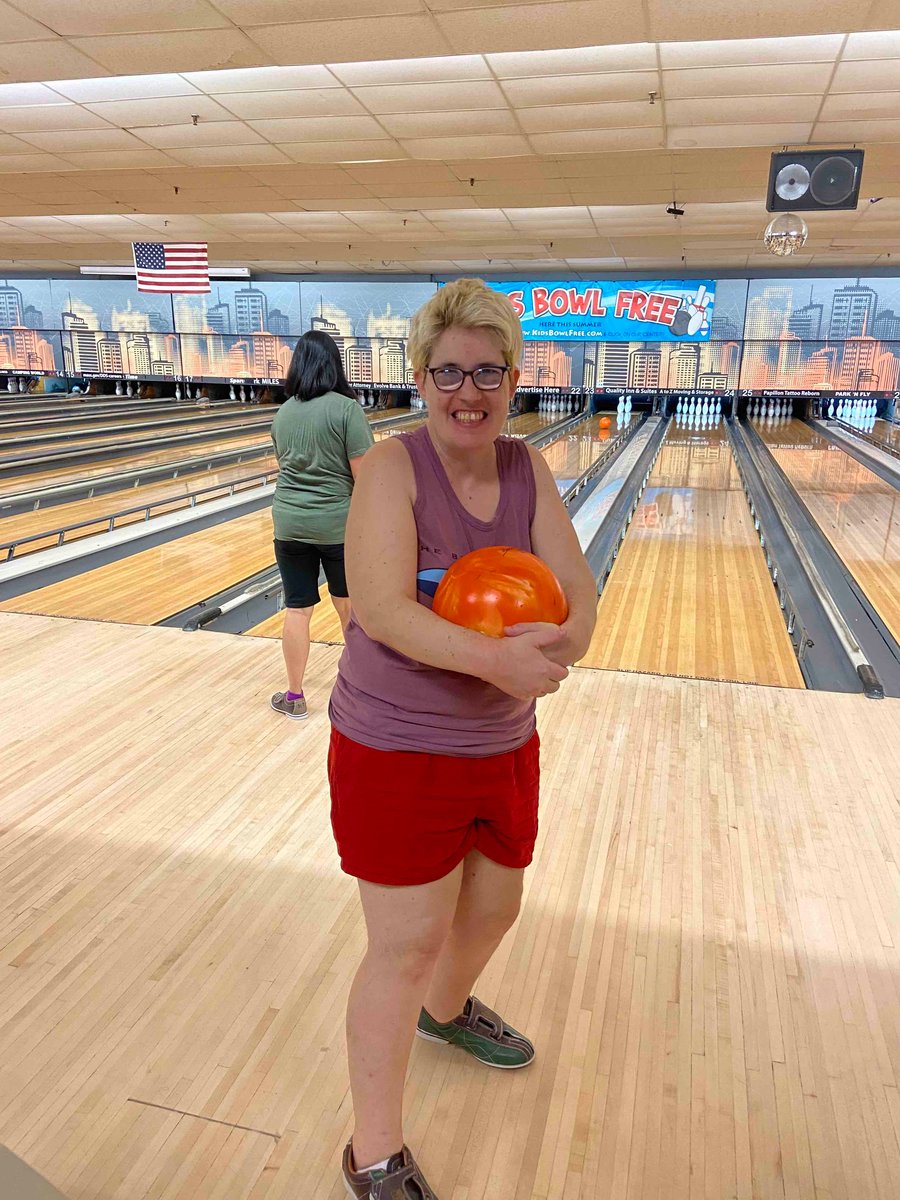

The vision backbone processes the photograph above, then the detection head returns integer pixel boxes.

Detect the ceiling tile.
[528,128,664,153]
[0,153,73,172]
[21,0,231,35]
[0,83,72,108]
[666,95,822,125]
[664,62,834,99]
[72,31,270,74]
[0,0,60,40]
[820,92,900,121]
[501,72,660,108]
[831,60,900,91]
[659,34,843,68]
[0,134,31,153]
[216,0,425,19]
[437,3,647,54]
[486,43,658,77]
[667,122,814,148]
[0,106,113,133]
[214,90,367,120]
[58,150,181,169]
[518,102,661,133]
[247,17,453,63]
[844,30,900,59]
[47,74,202,103]
[165,144,294,166]
[648,0,866,42]
[84,96,233,127]
[378,110,518,138]
[249,116,391,142]
[812,119,900,143]
[328,55,490,86]
[0,40,112,84]
[401,134,531,159]
[184,65,341,93]
[280,140,408,163]
[17,129,150,152]
[134,122,266,149]
[350,81,507,114]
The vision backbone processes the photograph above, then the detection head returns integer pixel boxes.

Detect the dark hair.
[285,329,357,402]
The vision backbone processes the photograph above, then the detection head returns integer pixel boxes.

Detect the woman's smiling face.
[415,326,519,454]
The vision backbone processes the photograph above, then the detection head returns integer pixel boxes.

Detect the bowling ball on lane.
[432,546,568,638]
[599,416,611,430]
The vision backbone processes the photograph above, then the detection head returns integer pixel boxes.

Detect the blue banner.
[488,279,715,341]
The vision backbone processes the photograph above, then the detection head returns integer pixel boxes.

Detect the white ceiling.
[0,1,898,274]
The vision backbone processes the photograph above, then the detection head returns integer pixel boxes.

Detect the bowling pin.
[229,384,236,401]
[175,382,182,400]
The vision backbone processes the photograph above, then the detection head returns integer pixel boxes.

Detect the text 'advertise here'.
[487,280,716,341]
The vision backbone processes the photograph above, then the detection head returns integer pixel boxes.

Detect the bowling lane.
[579,422,804,688]
[0,431,271,498]
[0,403,403,498]
[0,455,277,557]
[0,417,427,624]
[8,410,272,455]
[539,414,635,492]
[2,402,255,433]
[757,418,900,646]
[0,509,278,625]
[872,418,900,452]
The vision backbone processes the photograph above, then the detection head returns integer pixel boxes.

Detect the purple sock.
[285,690,304,702]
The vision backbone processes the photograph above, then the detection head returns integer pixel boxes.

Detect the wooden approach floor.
[2,611,899,1200]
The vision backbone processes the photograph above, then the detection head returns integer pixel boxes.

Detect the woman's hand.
[504,620,581,668]
[481,625,569,699]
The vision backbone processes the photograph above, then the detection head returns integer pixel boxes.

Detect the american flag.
[132,242,210,294]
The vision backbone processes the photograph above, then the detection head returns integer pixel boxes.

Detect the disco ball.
[764,212,809,257]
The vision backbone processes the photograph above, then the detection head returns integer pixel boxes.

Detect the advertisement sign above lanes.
[488,280,716,341]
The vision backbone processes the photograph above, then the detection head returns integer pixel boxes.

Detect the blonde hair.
[406,278,523,371]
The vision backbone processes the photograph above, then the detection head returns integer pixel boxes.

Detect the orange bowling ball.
[599,415,611,430]
[432,546,568,638]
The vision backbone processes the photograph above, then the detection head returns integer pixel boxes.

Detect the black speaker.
[766,149,864,212]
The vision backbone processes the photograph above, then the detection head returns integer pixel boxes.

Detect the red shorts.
[328,727,540,887]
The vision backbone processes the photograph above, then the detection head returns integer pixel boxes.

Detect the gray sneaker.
[270,692,308,720]
[341,1143,438,1199]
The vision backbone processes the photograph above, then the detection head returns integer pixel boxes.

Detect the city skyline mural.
[0,274,898,393]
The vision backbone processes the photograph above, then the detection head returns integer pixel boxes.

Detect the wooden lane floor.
[0,401,253,432]
[8,410,273,455]
[0,455,277,557]
[0,412,565,626]
[580,422,805,688]
[540,414,633,491]
[0,405,403,499]
[873,418,900,451]
[0,419,427,624]
[0,430,271,498]
[2,611,899,1200]
[757,418,900,646]
[0,508,278,624]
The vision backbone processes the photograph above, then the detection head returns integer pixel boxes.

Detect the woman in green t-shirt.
[270,331,374,720]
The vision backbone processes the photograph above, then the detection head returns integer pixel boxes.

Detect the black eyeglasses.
[425,365,510,392]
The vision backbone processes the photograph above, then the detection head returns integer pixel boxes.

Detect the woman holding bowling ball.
[329,278,597,1198]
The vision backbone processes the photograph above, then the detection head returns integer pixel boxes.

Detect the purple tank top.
[328,424,537,757]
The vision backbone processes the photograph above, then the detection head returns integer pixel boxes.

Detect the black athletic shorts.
[273,538,348,608]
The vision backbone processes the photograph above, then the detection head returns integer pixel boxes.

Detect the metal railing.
[727,424,811,666]
[831,418,900,463]
[593,422,666,596]
[2,467,278,561]
[560,419,639,507]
